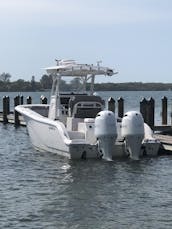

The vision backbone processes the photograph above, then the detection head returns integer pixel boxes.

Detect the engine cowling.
[95,111,117,160]
[121,111,144,160]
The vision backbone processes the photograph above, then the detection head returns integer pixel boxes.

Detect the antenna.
[55,59,61,65]
[97,60,102,67]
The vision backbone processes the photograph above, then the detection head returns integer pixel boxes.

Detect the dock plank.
[155,134,172,151]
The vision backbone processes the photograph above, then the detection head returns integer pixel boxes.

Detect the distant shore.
[94,82,172,91]
[0,80,172,92]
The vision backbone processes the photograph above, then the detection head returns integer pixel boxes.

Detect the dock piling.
[140,97,155,128]
[118,97,124,118]
[140,98,147,122]
[26,96,32,104]
[3,96,8,124]
[6,96,10,114]
[14,95,20,126]
[108,97,115,113]
[162,96,167,125]
[147,97,155,128]
[20,95,24,105]
[40,96,47,104]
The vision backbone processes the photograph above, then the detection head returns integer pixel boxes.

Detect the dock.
[0,112,26,126]
[155,134,172,151]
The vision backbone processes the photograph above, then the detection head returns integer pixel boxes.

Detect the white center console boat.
[15,59,160,160]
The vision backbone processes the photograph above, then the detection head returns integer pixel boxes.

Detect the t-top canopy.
[45,59,117,77]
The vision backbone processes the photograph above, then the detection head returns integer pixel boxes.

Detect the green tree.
[40,74,53,89]
[31,75,36,91]
[0,72,11,82]
[70,77,82,91]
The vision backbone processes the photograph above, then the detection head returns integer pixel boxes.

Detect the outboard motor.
[95,111,117,161]
[121,111,144,160]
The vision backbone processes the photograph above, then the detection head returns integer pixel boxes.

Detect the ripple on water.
[1,124,172,228]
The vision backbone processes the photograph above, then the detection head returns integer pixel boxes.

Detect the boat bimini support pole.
[90,74,95,95]
[76,74,95,95]
[48,73,61,120]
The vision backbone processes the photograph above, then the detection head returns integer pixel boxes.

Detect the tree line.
[0,72,172,91]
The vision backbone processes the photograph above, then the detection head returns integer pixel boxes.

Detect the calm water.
[1,91,172,228]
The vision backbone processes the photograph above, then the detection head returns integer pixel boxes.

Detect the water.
[1,91,172,228]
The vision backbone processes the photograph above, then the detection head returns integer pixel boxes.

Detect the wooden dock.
[155,134,172,151]
[0,112,26,126]
[153,125,172,132]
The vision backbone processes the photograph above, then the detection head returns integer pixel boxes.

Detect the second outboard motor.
[95,111,117,161]
[121,111,144,160]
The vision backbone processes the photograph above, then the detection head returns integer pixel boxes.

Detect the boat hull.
[26,117,126,159]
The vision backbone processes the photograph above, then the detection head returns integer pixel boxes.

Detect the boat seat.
[68,95,104,118]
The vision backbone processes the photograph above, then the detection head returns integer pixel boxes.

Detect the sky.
[0,0,172,83]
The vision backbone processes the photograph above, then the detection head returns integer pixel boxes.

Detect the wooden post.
[6,96,10,114]
[40,95,44,103]
[140,98,147,123]
[147,97,155,128]
[14,95,20,126]
[20,95,24,105]
[162,96,167,125]
[118,97,124,118]
[40,96,47,104]
[26,96,32,104]
[108,97,115,113]
[3,96,8,124]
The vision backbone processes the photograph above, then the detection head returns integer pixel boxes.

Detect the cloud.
[0,0,171,27]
